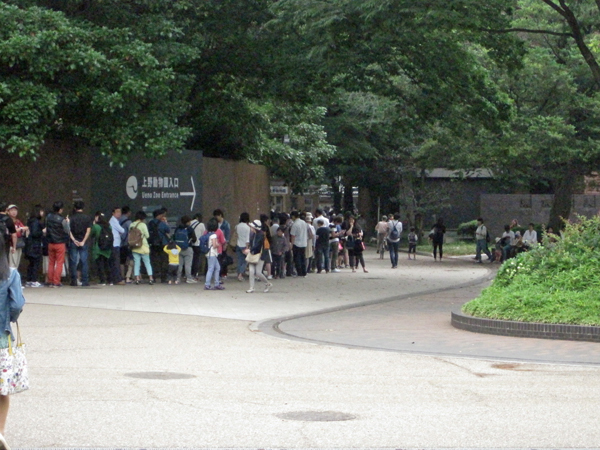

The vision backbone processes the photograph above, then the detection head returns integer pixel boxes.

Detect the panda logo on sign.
[126,176,138,200]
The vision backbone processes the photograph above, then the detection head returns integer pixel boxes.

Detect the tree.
[0,3,191,162]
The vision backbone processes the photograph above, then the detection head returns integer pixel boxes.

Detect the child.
[408,227,417,260]
[163,241,181,284]
[271,226,289,279]
[205,218,225,290]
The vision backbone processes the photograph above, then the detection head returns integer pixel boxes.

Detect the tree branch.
[481,27,573,38]
[539,0,568,19]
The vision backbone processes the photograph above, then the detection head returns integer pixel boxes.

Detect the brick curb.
[451,308,600,342]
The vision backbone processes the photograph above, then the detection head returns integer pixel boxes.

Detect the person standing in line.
[174,215,197,283]
[25,205,45,287]
[130,211,154,285]
[289,210,308,277]
[108,207,125,285]
[204,218,224,290]
[244,220,272,293]
[475,217,492,263]
[91,212,112,286]
[271,226,288,279]
[0,233,26,450]
[314,219,331,274]
[234,213,251,282]
[45,201,70,287]
[386,213,403,269]
[163,241,181,285]
[430,217,446,261]
[68,201,92,287]
[148,208,171,283]
[304,213,315,274]
[119,206,133,284]
[6,206,27,270]
[213,209,231,280]
[190,213,206,280]
[375,215,388,259]
[0,203,17,263]
[329,216,342,273]
[347,216,368,273]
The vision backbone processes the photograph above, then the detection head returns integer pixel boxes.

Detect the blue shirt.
[0,269,25,341]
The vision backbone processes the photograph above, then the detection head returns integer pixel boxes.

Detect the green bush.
[457,220,478,239]
[463,215,600,325]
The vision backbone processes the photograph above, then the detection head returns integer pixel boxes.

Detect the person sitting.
[522,222,538,247]
[501,224,516,262]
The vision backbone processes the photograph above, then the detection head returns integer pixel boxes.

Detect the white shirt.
[236,222,251,248]
[313,215,329,229]
[190,220,205,247]
[290,218,308,248]
[475,224,487,241]
[523,229,538,244]
[208,233,219,257]
[109,216,125,247]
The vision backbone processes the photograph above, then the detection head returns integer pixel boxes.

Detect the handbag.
[246,252,261,264]
[0,323,29,395]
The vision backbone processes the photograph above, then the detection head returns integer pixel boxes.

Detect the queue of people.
[1,200,421,292]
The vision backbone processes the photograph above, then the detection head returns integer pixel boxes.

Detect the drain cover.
[276,410,356,422]
[124,372,196,380]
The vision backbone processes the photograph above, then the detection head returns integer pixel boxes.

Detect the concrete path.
[9,253,600,448]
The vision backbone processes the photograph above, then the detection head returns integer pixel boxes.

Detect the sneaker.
[246,289,254,293]
[77,280,82,286]
[116,281,126,285]
[267,275,273,280]
[204,285,214,290]
[214,285,225,290]
[264,283,273,293]
[186,278,198,284]
[32,282,43,288]
[237,274,244,282]
[332,268,340,273]
[149,280,154,285]
[98,283,106,286]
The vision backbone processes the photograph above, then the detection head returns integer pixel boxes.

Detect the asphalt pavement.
[9,251,600,449]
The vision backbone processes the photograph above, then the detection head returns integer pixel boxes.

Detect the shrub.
[457,220,478,239]
[463,215,600,325]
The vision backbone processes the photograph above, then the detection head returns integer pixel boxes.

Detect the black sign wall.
[91,150,203,219]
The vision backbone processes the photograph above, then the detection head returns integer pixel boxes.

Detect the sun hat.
[251,219,262,228]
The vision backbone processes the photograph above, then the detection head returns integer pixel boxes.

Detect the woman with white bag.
[0,233,26,450]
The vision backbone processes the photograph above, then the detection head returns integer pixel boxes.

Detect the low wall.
[480,194,600,237]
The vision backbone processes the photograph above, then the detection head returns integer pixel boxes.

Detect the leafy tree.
[0,2,191,162]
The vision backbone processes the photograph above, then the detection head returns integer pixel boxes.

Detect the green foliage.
[464,215,600,325]
[458,220,478,239]
[0,3,191,162]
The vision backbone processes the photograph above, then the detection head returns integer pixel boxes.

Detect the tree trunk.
[331,178,342,214]
[343,180,354,214]
[548,167,578,230]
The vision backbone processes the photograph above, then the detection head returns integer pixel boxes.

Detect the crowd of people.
[0,201,428,293]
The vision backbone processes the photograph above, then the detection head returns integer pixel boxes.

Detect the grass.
[463,216,600,326]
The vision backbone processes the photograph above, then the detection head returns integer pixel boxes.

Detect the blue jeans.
[236,246,247,275]
[68,242,89,285]
[388,241,399,267]
[476,239,491,262]
[133,252,153,277]
[315,245,330,273]
[206,255,220,287]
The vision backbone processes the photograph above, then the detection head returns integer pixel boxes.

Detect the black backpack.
[98,225,114,251]
[0,215,8,238]
[148,219,162,246]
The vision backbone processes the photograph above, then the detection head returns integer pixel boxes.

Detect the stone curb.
[451,308,600,342]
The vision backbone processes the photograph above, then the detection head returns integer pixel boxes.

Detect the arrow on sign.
[180,177,196,211]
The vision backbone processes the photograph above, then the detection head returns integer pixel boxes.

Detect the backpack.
[0,215,8,238]
[199,233,211,254]
[127,223,144,249]
[148,219,162,246]
[389,221,399,240]
[98,225,114,251]
[173,226,190,250]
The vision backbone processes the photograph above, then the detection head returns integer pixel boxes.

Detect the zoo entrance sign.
[92,150,203,216]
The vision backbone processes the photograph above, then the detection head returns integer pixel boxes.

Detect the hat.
[305,213,313,221]
[7,204,17,211]
[251,219,262,228]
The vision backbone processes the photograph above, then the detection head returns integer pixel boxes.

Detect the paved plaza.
[9,252,600,448]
